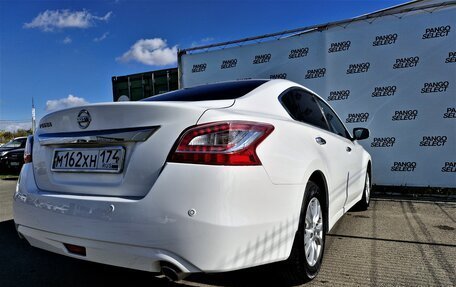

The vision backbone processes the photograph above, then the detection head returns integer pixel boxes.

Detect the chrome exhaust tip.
[160,262,188,281]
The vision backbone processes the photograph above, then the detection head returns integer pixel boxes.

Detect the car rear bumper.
[13,163,304,273]
[18,225,197,273]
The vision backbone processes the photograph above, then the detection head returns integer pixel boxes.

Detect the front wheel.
[281,181,325,284]
[355,171,371,211]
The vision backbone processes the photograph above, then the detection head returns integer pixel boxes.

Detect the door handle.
[315,137,326,145]
[346,146,352,152]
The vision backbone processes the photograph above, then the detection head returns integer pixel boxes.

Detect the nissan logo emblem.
[77,110,91,129]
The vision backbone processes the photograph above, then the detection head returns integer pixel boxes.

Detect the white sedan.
[14,79,371,283]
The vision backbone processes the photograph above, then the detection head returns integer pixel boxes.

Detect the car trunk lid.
[33,100,233,197]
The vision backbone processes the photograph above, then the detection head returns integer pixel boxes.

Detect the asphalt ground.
[0,178,455,287]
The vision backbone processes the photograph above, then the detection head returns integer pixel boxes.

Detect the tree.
[0,129,32,144]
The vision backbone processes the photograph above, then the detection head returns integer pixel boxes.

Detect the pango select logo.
[346,62,370,74]
[289,48,309,59]
[441,162,456,172]
[220,59,237,69]
[252,53,271,64]
[192,63,207,73]
[391,162,416,172]
[372,86,397,97]
[421,81,449,93]
[328,41,351,53]
[305,68,326,79]
[422,25,451,39]
[443,107,456,118]
[371,137,396,148]
[393,57,419,69]
[392,110,418,121]
[372,33,398,46]
[446,51,456,63]
[269,73,287,79]
[327,90,350,101]
[419,136,447,147]
[346,113,369,123]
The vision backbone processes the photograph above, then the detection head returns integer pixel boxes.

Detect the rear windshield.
[3,138,26,148]
[142,80,268,102]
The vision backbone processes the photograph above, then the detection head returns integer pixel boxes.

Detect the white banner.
[181,5,456,188]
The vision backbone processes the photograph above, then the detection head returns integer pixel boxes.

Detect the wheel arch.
[308,170,329,234]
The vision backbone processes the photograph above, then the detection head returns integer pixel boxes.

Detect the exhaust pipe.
[160,262,188,281]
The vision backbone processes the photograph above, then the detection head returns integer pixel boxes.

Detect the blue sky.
[0,0,407,130]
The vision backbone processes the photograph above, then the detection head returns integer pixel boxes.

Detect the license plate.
[52,147,125,173]
[10,162,20,166]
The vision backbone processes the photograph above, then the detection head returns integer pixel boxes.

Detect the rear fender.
[294,161,330,231]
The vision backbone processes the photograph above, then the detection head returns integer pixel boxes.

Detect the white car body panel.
[15,163,303,272]
[14,79,371,274]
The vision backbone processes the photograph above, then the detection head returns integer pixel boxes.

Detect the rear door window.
[316,98,352,139]
[280,88,328,130]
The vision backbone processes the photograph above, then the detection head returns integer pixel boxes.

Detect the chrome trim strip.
[38,126,159,145]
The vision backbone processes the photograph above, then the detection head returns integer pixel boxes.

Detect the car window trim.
[313,96,332,134]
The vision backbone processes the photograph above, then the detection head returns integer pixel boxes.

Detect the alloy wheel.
[304,197,323,267]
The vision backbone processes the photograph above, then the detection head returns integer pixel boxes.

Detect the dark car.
[0,137,27,172]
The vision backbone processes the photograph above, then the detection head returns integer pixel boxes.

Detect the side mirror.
[353,128,369,140]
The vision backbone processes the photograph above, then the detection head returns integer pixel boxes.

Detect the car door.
[315,97,364,207]
[280,88,350,221]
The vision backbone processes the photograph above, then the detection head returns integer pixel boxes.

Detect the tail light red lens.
[24,135,34,163]
[168,121,274,165]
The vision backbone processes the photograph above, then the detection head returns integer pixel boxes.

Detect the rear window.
[142,80,268,102]
[3,138,26,148]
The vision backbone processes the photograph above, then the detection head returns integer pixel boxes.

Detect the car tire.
[280,180,325,284]
[354,171,371,211]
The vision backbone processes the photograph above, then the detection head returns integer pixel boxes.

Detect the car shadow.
[0,220,172,287]
[0,220,293,287]
[1,177,19,181]
[0,170,19,181]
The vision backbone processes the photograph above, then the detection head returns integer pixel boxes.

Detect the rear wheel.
[281,180,325,284]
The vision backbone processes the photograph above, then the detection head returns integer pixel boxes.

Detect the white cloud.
[0,122,32,132]
[46,95,88,112]
[94,32,109,42]
[62,36,72,44]
[117,38,177,66]
[24,9,112,32]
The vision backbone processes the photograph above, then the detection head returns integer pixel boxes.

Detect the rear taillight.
[168,121,274,165]
[24,135,34,163]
